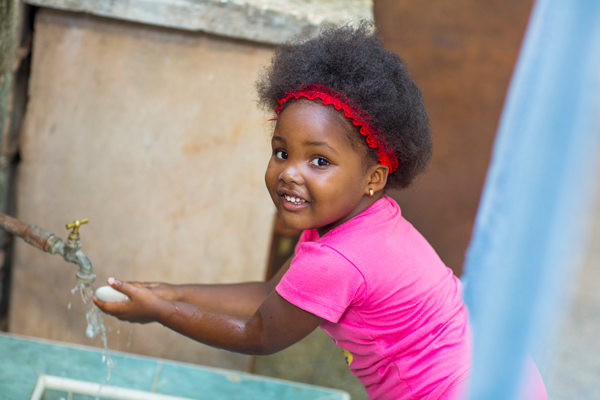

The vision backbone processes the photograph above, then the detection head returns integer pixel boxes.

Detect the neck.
[316,192,384,237]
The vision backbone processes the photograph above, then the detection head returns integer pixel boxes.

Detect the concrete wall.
[26,0,373,45]
[8,8,276,370]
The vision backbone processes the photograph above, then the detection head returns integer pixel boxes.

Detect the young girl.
[94,23,471,400]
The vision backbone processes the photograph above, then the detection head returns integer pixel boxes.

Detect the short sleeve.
[277,242,366,323]
[294,229,320,254]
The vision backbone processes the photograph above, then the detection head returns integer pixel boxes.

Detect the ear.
[364,164,389,196]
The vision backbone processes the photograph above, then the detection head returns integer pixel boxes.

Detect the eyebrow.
[272,136,339,155]
[303,140,339,155]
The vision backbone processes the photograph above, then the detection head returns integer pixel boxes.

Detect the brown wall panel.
[374,0,534,274]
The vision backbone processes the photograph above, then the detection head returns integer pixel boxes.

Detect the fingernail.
[108,277,115,284]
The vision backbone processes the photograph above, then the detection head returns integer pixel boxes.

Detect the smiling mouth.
[283,194,307,205]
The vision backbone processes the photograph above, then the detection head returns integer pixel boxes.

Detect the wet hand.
[93,278,168,324]
[129,281,180,302]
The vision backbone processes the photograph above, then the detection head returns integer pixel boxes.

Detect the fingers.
[92,296,122,314]
[92,296,118,315]
[141,282,162,288]
[128,281,161,288]
[111,280,163,290]
[138,282,174,300]
[92,296,105,309]
[107,277,137,297]
[95,278,164,324]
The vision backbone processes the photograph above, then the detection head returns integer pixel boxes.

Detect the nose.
[279,161,304,185]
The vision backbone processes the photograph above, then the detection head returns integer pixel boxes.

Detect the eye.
[311,157,329,167]
[275,150,288,160]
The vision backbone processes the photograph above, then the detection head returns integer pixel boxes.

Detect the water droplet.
[127,327,134,348]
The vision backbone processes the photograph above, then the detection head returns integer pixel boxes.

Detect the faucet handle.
[66,218,89,239]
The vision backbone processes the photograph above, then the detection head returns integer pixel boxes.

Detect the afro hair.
[256,22,432,189]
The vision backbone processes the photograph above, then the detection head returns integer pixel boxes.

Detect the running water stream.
[72,282,115,381]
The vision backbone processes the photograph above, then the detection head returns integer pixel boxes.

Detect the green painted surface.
[0,333,348,400]
[42,389,106,400]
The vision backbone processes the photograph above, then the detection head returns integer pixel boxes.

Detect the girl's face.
[265,100,376,236]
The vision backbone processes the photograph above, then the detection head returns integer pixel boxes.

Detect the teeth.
[284,195,306,205]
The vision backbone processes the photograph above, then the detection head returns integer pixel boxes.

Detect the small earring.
[369,188,374,197]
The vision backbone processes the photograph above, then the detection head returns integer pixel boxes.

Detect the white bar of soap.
[95,285,130,302]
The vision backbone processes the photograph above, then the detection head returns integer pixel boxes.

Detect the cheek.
[264,161,278,191]
[310,171,362,203]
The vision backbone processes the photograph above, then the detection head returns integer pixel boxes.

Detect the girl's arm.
[92,273,321,355]
[131,255,293,316]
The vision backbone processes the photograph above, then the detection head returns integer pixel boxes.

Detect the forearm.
[166,255,294,316]
[94,279,322,356]
[154,300,269,354]
[170,282,271,316]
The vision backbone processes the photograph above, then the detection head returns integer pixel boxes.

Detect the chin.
[279,218,304,231]
[277,212,310,232]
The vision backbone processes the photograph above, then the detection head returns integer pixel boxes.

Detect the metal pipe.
[0,212,95,284]
[0,212,57,251]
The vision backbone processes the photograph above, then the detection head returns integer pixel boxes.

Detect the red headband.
[274,84,399,174]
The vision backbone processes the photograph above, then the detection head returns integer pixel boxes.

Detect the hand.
[128,281,181,302]
[93,278,169,324]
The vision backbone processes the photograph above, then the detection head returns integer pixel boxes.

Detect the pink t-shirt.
[276,196,471,400]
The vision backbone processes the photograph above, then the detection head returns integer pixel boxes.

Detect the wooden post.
[0,0,26,331]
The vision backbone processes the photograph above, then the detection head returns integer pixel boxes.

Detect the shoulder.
[320,195,408,254]
[277,242,367,322]
[293,241,365,280]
